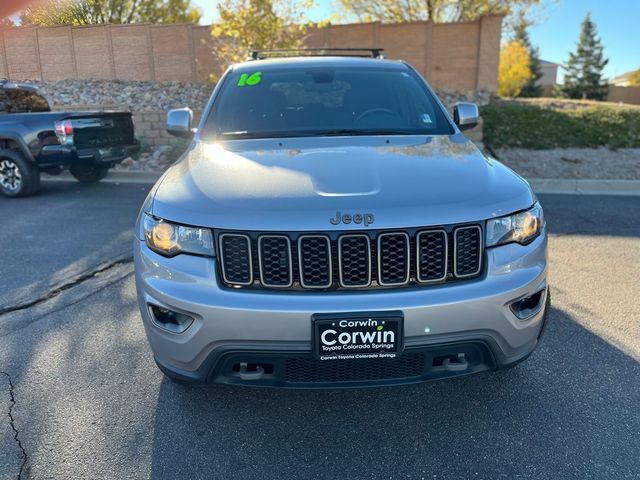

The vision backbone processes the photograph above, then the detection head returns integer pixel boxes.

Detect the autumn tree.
[498,40,532,97]
[626,69,640,87]
[557,13,608,100]
[211,0,316,81]
[513,13,542,97]
[21,0,201,26]
[337,0,544,23]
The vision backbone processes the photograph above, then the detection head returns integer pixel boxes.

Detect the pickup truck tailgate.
[66,112,135,150]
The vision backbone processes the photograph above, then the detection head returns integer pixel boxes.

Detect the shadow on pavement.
[0,181,150,310]
[150,305,639,479]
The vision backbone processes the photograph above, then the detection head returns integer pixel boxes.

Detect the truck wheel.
[70,165,109,183]
[0,149,41,197]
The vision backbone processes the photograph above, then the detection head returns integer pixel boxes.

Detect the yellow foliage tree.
[211,0,318,81]
[628,69,640,87]
[498,40,532,97]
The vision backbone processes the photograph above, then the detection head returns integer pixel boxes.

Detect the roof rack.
[249,48,384,60]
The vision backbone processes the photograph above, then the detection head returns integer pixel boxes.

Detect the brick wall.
[0,16,503,91]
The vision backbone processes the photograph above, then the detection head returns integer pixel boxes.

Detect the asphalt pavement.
[0,180,638,480]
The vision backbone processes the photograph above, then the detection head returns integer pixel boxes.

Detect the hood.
[151,135,534,231]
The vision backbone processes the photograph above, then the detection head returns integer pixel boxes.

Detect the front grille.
[217,224,484,291]
[416,230,447,282]
[378,232,410,285]
[258,235,292,287]
[298,235,332,288]
[219,234,252,285]
[285,353,426,383]
[454,226,483,277]
[338,234,371,287]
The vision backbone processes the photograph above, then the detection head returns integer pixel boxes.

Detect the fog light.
[148,304,194,333]
[510,289,545,320]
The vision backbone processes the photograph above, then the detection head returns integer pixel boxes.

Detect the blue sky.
[193,0,639,79]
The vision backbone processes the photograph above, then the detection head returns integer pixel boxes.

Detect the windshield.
[201,65,453,140]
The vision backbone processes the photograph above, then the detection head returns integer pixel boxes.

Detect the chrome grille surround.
[337,234,372,288]
[377,232,410,286]
[258,235,293,288]
[415,229,448,283]
[218,233,253,286]
[453,225,483,278]
[297,234,333,289]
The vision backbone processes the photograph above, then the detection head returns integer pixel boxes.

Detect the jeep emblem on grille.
[330,211,375,227]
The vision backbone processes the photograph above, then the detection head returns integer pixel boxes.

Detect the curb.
[528,179,640,196]
[43,171,640,196]
[42,171,163,184]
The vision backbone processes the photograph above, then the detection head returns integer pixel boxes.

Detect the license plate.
[99,147,124,159]
[313,314,403,361]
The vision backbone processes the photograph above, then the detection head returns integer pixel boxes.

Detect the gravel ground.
[496,147,640,180]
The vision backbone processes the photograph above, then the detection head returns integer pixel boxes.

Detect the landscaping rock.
[496,147,640,180]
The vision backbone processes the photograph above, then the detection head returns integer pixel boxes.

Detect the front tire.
[70,164,109,183]
[0,149,41,197]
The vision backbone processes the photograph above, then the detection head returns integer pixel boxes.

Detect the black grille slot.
[219,234,252,285]
[258,236,292,287]
[377,233,410,285]
[454,226,482,277]
[416,230,447,282]
[285,353,425,383]
[298,235,332,288]
[338,234,371,287]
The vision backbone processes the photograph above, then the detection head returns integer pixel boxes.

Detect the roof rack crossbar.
[249,48,384,60]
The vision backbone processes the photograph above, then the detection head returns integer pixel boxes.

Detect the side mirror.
[167,108,195,139]
[453,102,479,131]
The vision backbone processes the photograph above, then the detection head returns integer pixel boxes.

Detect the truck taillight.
[54,120,73,145]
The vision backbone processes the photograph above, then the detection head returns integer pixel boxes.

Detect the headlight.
[143,214,214,257]
[486,203,544,247]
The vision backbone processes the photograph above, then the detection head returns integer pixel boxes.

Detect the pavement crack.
[0,256,133,317]
[1,371,28,480]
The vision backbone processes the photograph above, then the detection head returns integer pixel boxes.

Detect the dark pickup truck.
[0,80,139,197]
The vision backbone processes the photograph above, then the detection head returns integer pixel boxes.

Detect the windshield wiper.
[218,129,426,139]
[313,129,422,136]
[219,130,318,139]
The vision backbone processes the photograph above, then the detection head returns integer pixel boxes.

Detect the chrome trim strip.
[415,229,448,283]
[338,234,372,288]
[218,233,253,286]
[453,225,483,278]
[377,232,410,286]
[297,235,332,289]
[258,235,293,288]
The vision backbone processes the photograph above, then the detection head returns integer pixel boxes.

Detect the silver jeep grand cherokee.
[134,50,548,388]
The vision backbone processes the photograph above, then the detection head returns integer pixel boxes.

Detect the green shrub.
[481,101,640,149]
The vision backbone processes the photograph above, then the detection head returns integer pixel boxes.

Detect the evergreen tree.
[558,12,608,100]
[513,16,543,97]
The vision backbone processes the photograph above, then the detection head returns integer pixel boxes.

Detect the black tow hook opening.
[148,303,194,333]
[510,288,546,320]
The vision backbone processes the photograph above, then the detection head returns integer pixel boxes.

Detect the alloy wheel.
[0,159,22,192]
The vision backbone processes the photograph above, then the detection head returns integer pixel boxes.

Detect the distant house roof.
[540,60,560,66]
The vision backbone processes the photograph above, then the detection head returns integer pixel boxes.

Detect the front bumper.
[134,230,548,388]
